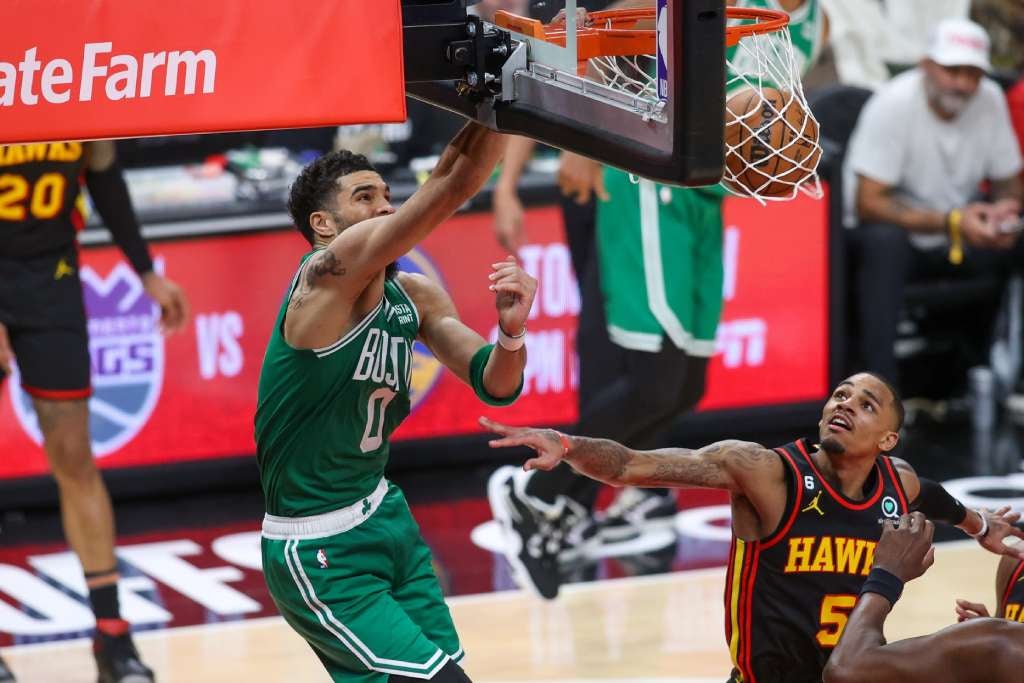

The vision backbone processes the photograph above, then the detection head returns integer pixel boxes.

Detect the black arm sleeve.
[84,164,153,275]
[912,477,968,526]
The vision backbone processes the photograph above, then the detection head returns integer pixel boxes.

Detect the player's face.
[331,171,395,233]
[923,60,983,117]
[818,373,899,458]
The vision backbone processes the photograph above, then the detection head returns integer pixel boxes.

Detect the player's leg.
[262,487,456,681]
[598,189,722,540]
[390,661,473,682]
[12,250,151,683]
[488,173,700,593]
[391,490,469,676]
[559,193,595,284]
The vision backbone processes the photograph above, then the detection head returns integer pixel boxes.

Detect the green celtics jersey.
[255,252,419,517]
[726,0,825,83]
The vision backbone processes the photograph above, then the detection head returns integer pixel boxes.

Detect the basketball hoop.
[493,6,822,202]
[496,7,789,69]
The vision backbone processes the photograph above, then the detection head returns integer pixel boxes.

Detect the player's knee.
[33,397,89,448]
[390,660,472,682]
[48,444,99,486]
[430,661,473,682]
[34,403,96,484]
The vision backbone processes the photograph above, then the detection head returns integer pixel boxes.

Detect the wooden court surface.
[2,541,1000,682]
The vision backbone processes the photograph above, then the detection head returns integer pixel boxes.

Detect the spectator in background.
[819,0,967,90]
[845,17,1023,388]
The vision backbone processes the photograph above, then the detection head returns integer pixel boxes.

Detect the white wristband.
[497,324,526,351]
[969,509,989,539]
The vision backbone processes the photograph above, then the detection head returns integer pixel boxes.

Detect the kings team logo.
[10,261,165,457]
[398,249,443,410]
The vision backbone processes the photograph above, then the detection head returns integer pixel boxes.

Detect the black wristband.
[860,567,904,606]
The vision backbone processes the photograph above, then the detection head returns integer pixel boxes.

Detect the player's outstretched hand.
[143,272,190,334]
[872,512,936,583]
[0,321,12,375]
[975,506,1024,560]
[954,598,991,622]
[479,416,567,472]
[489,256,537,340]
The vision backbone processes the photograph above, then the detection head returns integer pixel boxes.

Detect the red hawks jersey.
[999,559,1024,622]
[726,438,910,683]
[0,142,87,259]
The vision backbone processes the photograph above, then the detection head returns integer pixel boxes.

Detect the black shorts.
[0,248,91,400]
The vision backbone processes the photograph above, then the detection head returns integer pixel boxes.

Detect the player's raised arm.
[320,123,507,289]
[399,255,536,403]
[899,459,1024,560]
[824,513,1024,683]
[479,419,782,493]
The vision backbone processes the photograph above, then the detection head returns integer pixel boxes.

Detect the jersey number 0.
[360,388,396,453]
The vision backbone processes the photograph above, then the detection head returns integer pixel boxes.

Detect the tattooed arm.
[479,418,782,493]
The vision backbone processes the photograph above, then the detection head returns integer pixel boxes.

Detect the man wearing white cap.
[845,17,1024,386]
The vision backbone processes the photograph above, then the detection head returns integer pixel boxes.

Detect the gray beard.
[821,436,846,456]
[936,91,970,116]
[925,80,971,117]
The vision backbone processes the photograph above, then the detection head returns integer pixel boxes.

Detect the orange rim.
[494,6,790,59]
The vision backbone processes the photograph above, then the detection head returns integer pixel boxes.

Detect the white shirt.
[843,68,1023,249]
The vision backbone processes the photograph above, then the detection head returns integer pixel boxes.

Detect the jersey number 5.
[0,173,67,222]
[816,594,858,647]
[360,388,396,453]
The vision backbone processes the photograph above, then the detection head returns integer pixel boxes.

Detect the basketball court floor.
[0,417,1020,682]
[0,543,1001,682]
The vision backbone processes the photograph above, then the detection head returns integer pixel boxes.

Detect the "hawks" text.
[783,536,877,576]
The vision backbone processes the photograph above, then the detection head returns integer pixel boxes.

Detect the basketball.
[723,87,821,198]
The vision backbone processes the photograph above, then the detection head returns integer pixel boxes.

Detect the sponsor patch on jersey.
[10,261,164,457]
[880,495,900,519]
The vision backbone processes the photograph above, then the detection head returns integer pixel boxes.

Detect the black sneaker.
[598,487,677,543]
[0,653,15,682]
[556,496,601,565]
[94,628,154,683]
[487,466,561,600]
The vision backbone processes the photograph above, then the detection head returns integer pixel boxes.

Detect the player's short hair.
[287,150,377,246]
[864,371,904,432]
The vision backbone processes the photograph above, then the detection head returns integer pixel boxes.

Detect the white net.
[721,25,822,202]
[581,12,822,202]
[589,54,658,100]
